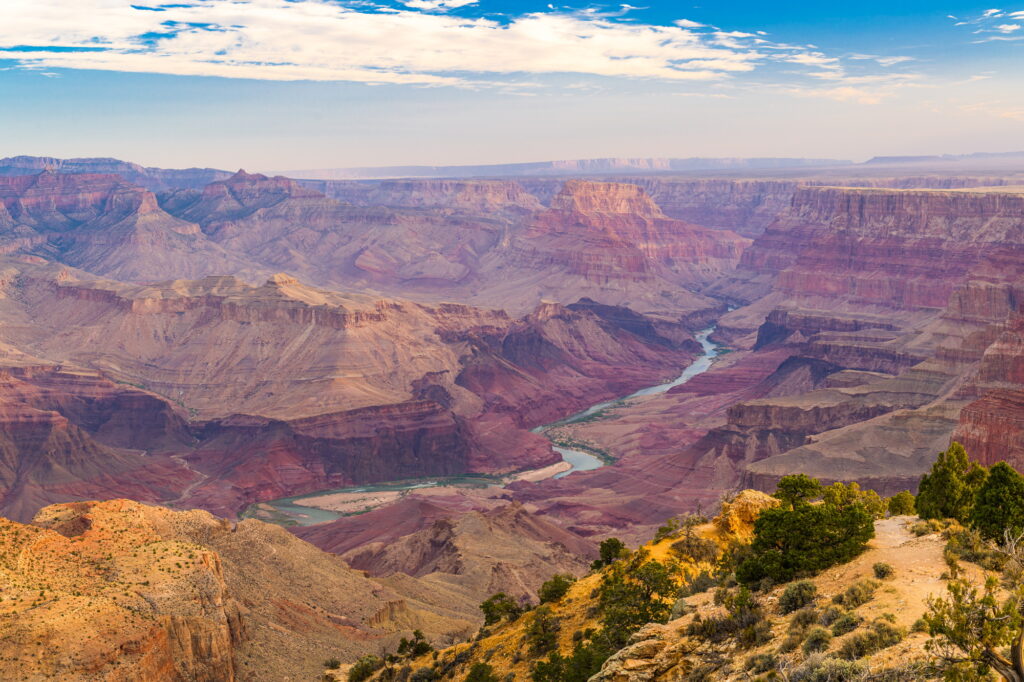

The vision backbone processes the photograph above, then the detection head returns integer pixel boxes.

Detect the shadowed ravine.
[254,327,720,525]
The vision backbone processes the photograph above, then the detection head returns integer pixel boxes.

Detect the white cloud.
[996,23,1022,32]
[401,0,478,11]
[0,0,779,85]
[0,0,925,97]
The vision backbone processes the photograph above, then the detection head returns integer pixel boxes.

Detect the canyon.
[2,154,1024,679]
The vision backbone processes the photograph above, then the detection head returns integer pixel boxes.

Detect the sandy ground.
[292,460,572,514]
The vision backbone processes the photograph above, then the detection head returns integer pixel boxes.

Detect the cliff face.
[299,500,595,606]
[728,187,1024,310]
[0,155,232,190]
[0,172,255,281]
[0,499,477,681]
[514,180,749,289]
[0,260,699,519]
[307,179,544,214]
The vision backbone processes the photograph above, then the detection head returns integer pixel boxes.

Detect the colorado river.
[249,326,720,525]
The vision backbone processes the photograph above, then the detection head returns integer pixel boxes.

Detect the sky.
[0,1,1022,171]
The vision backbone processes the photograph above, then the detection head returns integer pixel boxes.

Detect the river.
[249,326,720,525]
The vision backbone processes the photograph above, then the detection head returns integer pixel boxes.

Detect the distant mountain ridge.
[276,156,853,180]
[0,155,232,191]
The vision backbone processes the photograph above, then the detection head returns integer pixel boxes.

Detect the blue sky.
[0,1,1021,170]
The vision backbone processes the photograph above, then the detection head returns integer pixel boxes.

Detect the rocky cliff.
[0,259,700,520]
[0,499,477,681]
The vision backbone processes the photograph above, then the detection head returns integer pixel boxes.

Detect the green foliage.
[789,605,821,631]
[802,625,833,654]
[887,490,916,516]
[686,586,771,648]
[916,442,988,523]
[790,655,867,682]
[872,562,894,579]
[677,569,716,597]
[779,580,818,614]
[818,606,843,627]
[774,474,823,508]
[910,518,948,536]
[925,560,1024,681]
[831,579,879,609]
[737,476,875,585]
[348,655,385,682]
[409,667,437,682]
[669,528,718,564]
[836,619,904,659]
[830,612,861,636]
[822,481,887,519]
[591,538,626,570]
[538,574,576,604]
[745,653,778,674]
[324,658,341,670]
[654,516,682,543]
[970,461,1024,541]
[944,526,1006,570]
[597,551,676,648]
[530,634,612,682]
[397,630,432,657]
[480,592,522,626]
[525,606,560,656]
[465,663,499,682]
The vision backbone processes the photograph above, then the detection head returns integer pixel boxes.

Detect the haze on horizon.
[1,0,1022,171]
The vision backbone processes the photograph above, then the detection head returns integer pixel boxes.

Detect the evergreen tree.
[773,474,823,509]
[916,442,988,522]
[970,462,1024,541]
[737,475,874,585]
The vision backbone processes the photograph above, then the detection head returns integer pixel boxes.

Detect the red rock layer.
[954,389,1024,468]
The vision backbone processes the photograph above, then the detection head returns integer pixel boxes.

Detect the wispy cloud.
[0,0,925,98]
[951,7,1024,40]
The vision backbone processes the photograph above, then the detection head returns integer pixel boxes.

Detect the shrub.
[777,632,803,653]
[909,518,946,536]
[943,527,1005,570]
[525,606,560,656]
[409,667,437,682]
[837,620,905,660]
[779,580,817,614]
[654,517,682,542]
[872,562,894,579]
[916,442,987,523]
[789,606,821,631]
[591,538,626,569]
[832,580,878,609]
[830,612,861,636]
[790,655,867,682]
[349,655,384,682]
[539,574,576,604]
[745,653,777,674]
[802,626,833,654]
[465,663,499,682]
[818,606,843,626]
[480,593,522,625]
[887,491,916,516]
[669,531,718,564]
[597,552,675,648]
[677,569,716,597]
[686,586,768,648]
[325,658,341,670]
[823,482,887,519]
